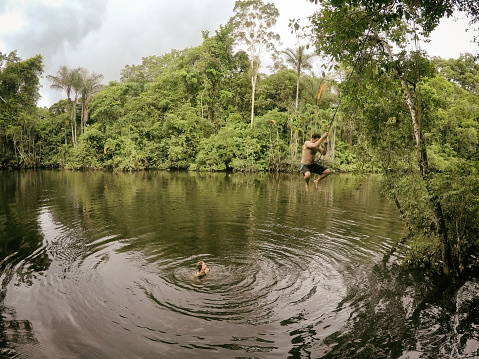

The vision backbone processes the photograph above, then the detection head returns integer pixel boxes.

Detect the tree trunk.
[71,120,75,147]
[331,125,336,162]
[71,98,78,146]
[80,105,84,135]
[379,35,455,275]
[84,106,89,128]
[81,103,89,133]
[80,103,85,135]
[295,68,300,112]
[399,76,455,275]
[250,74,257,128]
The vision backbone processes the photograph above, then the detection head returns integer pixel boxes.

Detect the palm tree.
[79,71,104,133]
[47,66,83,146]
[46,65,76,103]
[282,45,315,112]
[70,69,84,145]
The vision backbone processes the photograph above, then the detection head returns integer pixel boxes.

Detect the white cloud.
[422,14,478,59]
[33,0,236,107]
[0,10,24,36]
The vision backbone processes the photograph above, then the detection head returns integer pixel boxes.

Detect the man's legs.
[314,169,331,189]
[304,170,312,191]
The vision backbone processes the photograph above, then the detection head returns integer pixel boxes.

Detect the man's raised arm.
[307,132,329,149]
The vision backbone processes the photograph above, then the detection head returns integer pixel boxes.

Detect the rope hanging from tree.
[328,18,376,129]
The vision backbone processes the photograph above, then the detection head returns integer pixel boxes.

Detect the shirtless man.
[301,132,331,191]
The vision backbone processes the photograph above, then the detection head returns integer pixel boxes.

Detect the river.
[0,170,478,358]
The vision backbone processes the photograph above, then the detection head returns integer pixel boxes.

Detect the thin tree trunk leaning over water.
[379,36,455,275]
[383,48,455,275]
[400,76,454,275]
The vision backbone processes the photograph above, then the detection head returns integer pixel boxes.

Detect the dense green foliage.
[0,51,44,167]
[309,0,479,276]
[1,23,352,172]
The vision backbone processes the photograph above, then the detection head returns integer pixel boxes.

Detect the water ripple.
[0,172,408,358]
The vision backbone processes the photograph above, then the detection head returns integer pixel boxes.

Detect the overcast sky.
[0,0,477,108]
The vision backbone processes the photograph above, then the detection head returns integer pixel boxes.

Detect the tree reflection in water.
[302,258,479,358]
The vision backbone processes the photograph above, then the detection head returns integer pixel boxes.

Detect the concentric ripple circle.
[0,171,403,358]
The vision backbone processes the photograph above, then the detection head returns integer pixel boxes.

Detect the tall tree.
[0,51,43,166]
[47,66,83,146]
[79,70,104,133]
[46,66,73,102]
[0,51,42,111]
[433,53,479,95]
[70,69,84,146]
[309,0,479,275]
[229,0,280,127]
[282,46,315,111]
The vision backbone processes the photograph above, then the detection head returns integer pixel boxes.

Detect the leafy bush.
[66,124,106,169]
[110,137,146,171]
[402,236,442,272]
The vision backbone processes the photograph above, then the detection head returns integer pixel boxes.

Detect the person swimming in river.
[194,261,210,278]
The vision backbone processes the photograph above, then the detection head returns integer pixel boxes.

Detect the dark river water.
[0,170,478,358]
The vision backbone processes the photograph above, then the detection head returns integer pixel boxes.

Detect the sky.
[0,0,477,108]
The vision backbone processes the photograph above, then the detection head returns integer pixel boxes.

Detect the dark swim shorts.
[300,162,328,176]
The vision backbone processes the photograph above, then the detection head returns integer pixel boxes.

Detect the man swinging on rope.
[300,132,331,191]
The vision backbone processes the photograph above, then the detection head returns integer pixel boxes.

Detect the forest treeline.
[0,0,478,276]
[0,27,357,173]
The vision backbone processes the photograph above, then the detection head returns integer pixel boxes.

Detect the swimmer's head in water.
[196,261,204,271]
